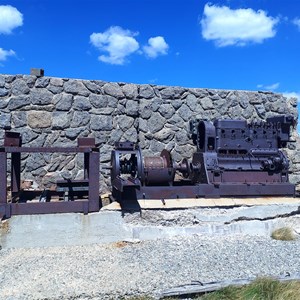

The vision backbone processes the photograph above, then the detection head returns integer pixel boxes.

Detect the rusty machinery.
[0,114,297,219]
[0,132,100,219]
[110,115,296,202]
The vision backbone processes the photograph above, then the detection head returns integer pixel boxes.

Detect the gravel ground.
[1,233,300,300]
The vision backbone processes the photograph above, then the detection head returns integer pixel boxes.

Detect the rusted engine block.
[110,115,295,202]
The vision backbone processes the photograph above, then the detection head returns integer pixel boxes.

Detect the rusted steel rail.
[0,132,100,219]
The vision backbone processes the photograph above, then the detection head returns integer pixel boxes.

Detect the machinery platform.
[102,196,300,210]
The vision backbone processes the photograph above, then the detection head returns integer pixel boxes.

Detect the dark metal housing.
[110,115,295,203]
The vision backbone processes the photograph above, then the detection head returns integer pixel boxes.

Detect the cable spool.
[110,142,144,186]
[143,149,175,185]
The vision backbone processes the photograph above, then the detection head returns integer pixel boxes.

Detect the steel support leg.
[88,151,100,212]
[84,152,89,179]
[11,152,21,194]
[0,151,9,218]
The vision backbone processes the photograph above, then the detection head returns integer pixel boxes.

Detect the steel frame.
[0,135,100,219]
[112,178,295,203]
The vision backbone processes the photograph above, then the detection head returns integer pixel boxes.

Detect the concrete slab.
[1,197,300,249]
[193,204,300,223]
[0,211,132,249]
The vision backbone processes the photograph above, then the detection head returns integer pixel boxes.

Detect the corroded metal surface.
[0,133,100,219]
[110,115,296,203]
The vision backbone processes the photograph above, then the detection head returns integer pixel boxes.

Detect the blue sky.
[0,0,299,102]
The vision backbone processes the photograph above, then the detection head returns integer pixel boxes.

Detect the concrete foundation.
[1,199,300,249]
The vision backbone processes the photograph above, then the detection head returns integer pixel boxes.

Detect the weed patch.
[271,227,296,241]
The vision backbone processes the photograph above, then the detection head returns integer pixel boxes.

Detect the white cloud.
[293,18,300,30]
[283,92,300,102]
[266,82,280,90]
[143,36,169,58]
[90,26,139,65]
[0,48,15,61]
[201,3,278,47]
[0,5,23,35]
[257,82,280,91]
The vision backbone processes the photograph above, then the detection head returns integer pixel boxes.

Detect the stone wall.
[0,74,299,192]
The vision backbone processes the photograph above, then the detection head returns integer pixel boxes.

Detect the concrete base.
[1,199,300,249]
[0,211,132,248]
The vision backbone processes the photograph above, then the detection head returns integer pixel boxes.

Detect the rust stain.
[113,241,129,248]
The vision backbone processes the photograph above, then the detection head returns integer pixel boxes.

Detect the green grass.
[271,227,296,241]
[199,278,300,300]
[127,278,300,300]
